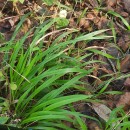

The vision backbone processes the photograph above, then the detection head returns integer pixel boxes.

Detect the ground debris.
[116,92,130,111]
[120,54,130,72]
[91,102,111,122]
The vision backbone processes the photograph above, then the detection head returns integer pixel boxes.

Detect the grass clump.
[0,13,112,130]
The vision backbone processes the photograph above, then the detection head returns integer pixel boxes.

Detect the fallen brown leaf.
[91,102,111,121]
[120,11,129,17]
[122,0,130,13]
[79,18,90,30]
[118,34,130,52]
[21,18,31,33]
[69,18,76,28]
[87,13,95,21]
[120,55,130,72]
[97,16,109,29]
[88,0,99,7]
[107,0,117,7]
[124,78,130,88]
[87,120,102,130]
[116,92,130,110]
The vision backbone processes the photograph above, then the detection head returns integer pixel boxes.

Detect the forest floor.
[0,0,130,130]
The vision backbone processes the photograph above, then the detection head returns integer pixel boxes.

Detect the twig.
[35,28,76,45]
[4,60,30,83]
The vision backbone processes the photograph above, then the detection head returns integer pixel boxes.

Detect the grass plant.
[1,3,130,129]
[0,13,114,130]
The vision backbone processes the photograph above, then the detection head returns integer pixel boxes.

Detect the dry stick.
[115,21,127,31]
[24,121,37,129]
[4,60,30,83]
[85,46,107,50]
[0,15,22,22]
[87,74,102,82]
[35,28,76,45]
